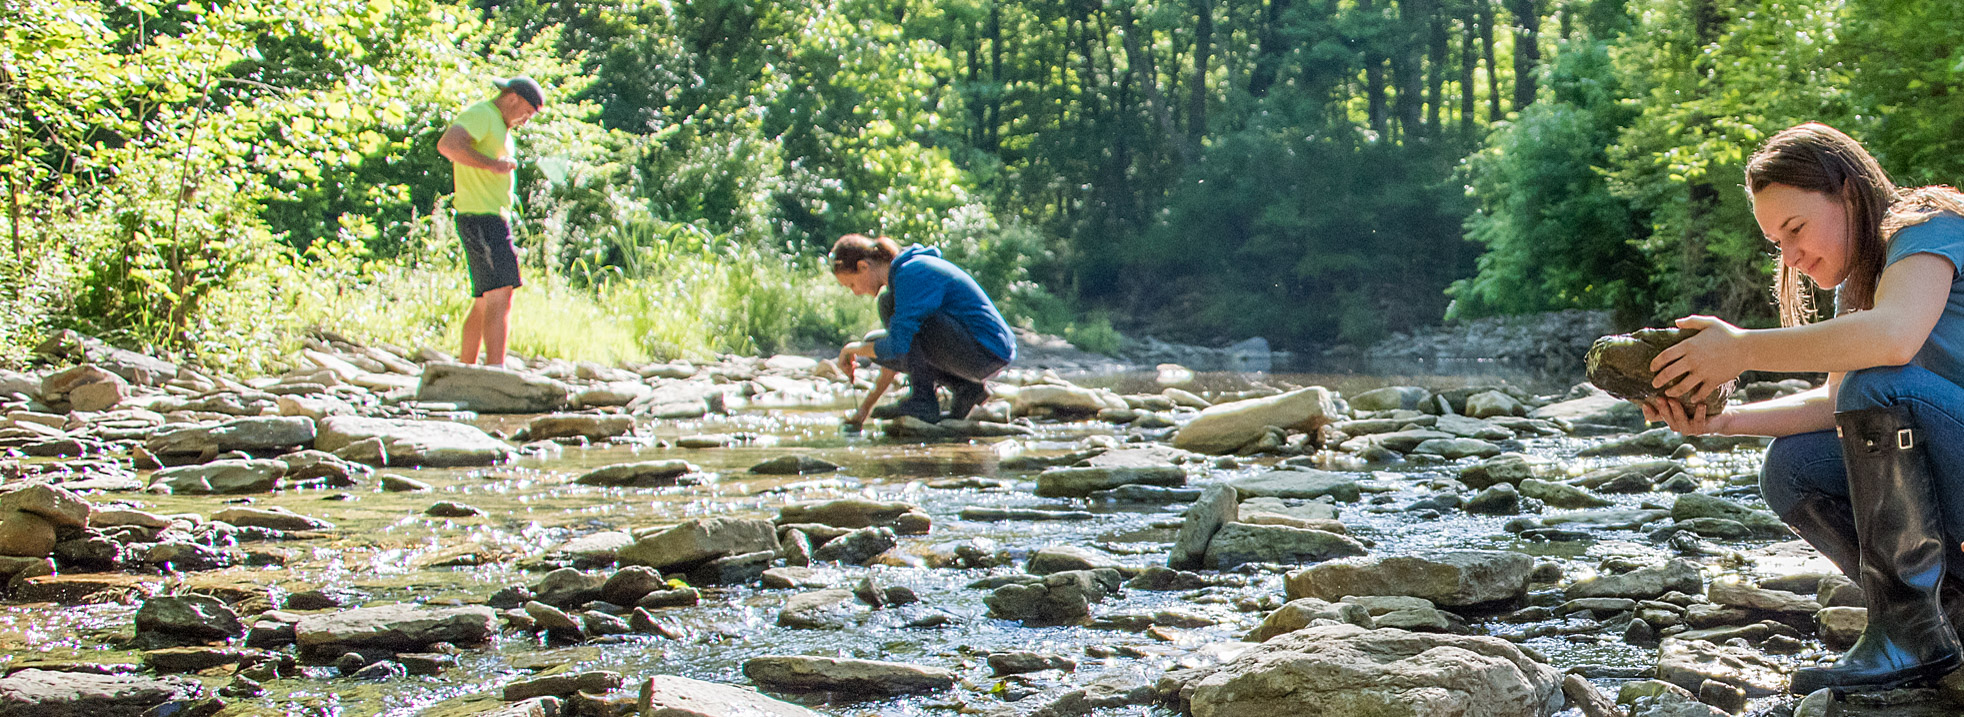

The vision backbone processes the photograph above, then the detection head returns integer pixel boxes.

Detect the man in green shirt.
[436,76,544,367]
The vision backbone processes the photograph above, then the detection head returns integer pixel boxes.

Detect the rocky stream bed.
[0,330,1948,717]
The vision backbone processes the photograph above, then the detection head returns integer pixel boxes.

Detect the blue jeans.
[1761,365,1964,542]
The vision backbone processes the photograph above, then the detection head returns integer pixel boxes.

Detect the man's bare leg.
[481,286,514,367]
[459,296,488,364]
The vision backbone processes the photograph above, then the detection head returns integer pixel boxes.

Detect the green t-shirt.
[450,100,515,215]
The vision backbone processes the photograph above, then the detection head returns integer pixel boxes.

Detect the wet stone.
[424,501,485,518]
[748,455,842,475]
[742,655,956,696]
[1585,328,1733,412]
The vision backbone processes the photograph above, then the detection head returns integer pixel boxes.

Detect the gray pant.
[875,291,1007,400]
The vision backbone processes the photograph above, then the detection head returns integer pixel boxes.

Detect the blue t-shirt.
[1885,213,1964,386]
[871,245,1017,363]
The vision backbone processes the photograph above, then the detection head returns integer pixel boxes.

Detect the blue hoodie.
[872,245,1017,363]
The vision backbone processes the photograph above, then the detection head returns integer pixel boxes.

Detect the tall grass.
[274,217,877,366]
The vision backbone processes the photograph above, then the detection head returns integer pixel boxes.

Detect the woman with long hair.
[1647,122,1964,694]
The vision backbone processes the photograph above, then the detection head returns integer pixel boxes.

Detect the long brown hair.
[1744,123,1898,326]
[829,233,902,274]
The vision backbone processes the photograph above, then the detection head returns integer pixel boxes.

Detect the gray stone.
[0,668,203,717]
[146,416,317,456]
[526,413,635,440]
[211,506,333,531]
[1654,637,1785,697]
[314,416,515,467]
[416,363,571,413]
[809,526,895,565]
[0,484,90,529]
[134,595,245,645]
[1188,624,1564,717]
[986,569,1119,625]
[742,655,957,696]
[1517,478,1612,508]
[149,459,285,494]
[774,499,930,534]
[1036,464,1185,498]
[1172,386,1341,454]
[1204,522,1368,570]
[1565,559,1704,601]
[1168,484,1236,571]
[1350,386,1431,412]
[1027,545,1121,575]
[637,674,824,717]
[1228,468,1361,502]
[620,518,780,571]
[776,589,868,630]
[1286,550,1533,607]
[294,604,497,653]
[748,455,843,475]
[1410,437,1504,459]
[1671,493,1789,538]
[1246,597,1373,642]
[575,459,696,487]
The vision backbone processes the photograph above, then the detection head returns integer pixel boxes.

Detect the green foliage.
[1452,39,1647,320]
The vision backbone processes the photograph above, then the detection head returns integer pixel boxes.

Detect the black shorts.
[456,213,522,297]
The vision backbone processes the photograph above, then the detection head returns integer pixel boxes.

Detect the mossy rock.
[1585,328,1731,412]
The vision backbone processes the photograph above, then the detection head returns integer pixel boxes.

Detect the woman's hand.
[1639,396,1730,435]
[1649,315,1750,403]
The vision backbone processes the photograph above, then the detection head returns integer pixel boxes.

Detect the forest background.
[2,0,1960,373]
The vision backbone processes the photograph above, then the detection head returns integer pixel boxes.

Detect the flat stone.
[1286,550,1533,608]
[575,460,696,487]
[294,604,497,653]
[417,363,571,413]
[149,459,285,494]
[637,674,823,717]
[0,668,203,716]
[741,655,956,695]
[1228,469,1361,502]
[314,416,515,467]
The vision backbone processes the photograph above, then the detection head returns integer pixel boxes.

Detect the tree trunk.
[1480,0,1499,120]
[1361,0,1388,138]
[1426,4,1448,137]
[1119,5,1187,162]
[987,2,1002,152]
[1247,0,1293,98]
[1188,0,1211,151]
[1507,0,1539,111]
[1459,11,1476,135]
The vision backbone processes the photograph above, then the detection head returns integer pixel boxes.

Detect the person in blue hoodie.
[831,233,1017,425]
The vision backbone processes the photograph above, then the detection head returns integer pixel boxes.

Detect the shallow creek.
[0,367,1809,716]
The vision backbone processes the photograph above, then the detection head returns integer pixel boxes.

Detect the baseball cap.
[493,76,546,109]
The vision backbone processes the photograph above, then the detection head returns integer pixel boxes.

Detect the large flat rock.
[1173,386,1341,454]
[294,604,497,653]
[639,675,824,716]
[314,416,515,467]
[417,363,572,413]
[0,669,203,717]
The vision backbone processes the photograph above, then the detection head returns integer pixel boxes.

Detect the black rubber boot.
[1790,405,1963,695]
[1780,493,1859,580]
[895,352,943,424]
[946,379,989,422]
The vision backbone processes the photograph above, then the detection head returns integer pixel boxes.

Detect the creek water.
[0,362,1797,716]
